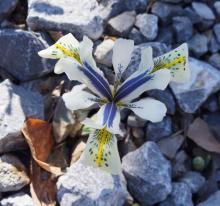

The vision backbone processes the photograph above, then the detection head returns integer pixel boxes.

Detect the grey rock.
[151,2,184,24]
[208,35,220,53]
[196,20,214,32]
[53,98,87,143]
[146,116,172,142]
[170,58,220,113]
[172,150,190,178]
[158,135,185,159]
[188,34,208,57]
[120,108,130,121]
[160,182,193,206]
[161,0,183,3]
[1,192,33,206]
[180,171,205,194]
[197,191,220,206]
[156,26,174,46]
[202,95,219,112]
[197,178,219,203]
[0,0,18,21]
[124,42,168,79]
[57,162,132,206]
[118,128,137,156]
[127,114,147,128]
[94,39,114,67]
[209,53,220,70]
[0,80,44,153]
[101,0,149,14]
[192,2,215,20]
[122,141,172,205]
[214,24,220,44]
[131,127,144,139]
[128,28,147,45]
[123,0,149,12]
[135,13,158,40]
[172,16,193,43]
[100,65,115,85]
[27,0,147,40]
[184,7,201,25]
[0,29,54,81]
[0,154,30,192]
[203,112,220,141]
[27,0,105,40]
[107,11,135,37]
[147,89,176,115]
[214,2,220,17]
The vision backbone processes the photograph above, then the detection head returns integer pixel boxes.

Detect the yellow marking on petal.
[116,101,126,108]
[151,56,186,73]
[97,98,109,105]
[55,43,82,63]
[96,128,112,166]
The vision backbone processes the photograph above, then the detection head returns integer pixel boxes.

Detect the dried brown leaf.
[21,118,63,176]
[30,161,57,206]
[187,118,220,153]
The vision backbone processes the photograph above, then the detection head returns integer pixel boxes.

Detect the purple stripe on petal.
[115,72,153,101]
[82,61,113,100]
[116,70,148,95]
[103,103,117,128]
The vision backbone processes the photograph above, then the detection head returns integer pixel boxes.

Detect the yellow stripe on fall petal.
[79,129,121,174]
[96,128,112,166]
[152,56,186,73]
[55,43,82,63]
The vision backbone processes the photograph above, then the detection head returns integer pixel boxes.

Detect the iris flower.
[39,33,189,174]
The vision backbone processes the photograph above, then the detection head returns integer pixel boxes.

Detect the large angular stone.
[0,0,18,21]
[27,0,104,40]
[188,33,208,57]
[170,58,220,113]
[0,154,30,192]
[0,80,44,153]
[146,116,173,142]
[192,2,215,20]
[135,13,158,40]
[172,16,193,43]
[107,11,135,37]
[122,141,172,205]
[57,162,132,206]
[0,29,54,81]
